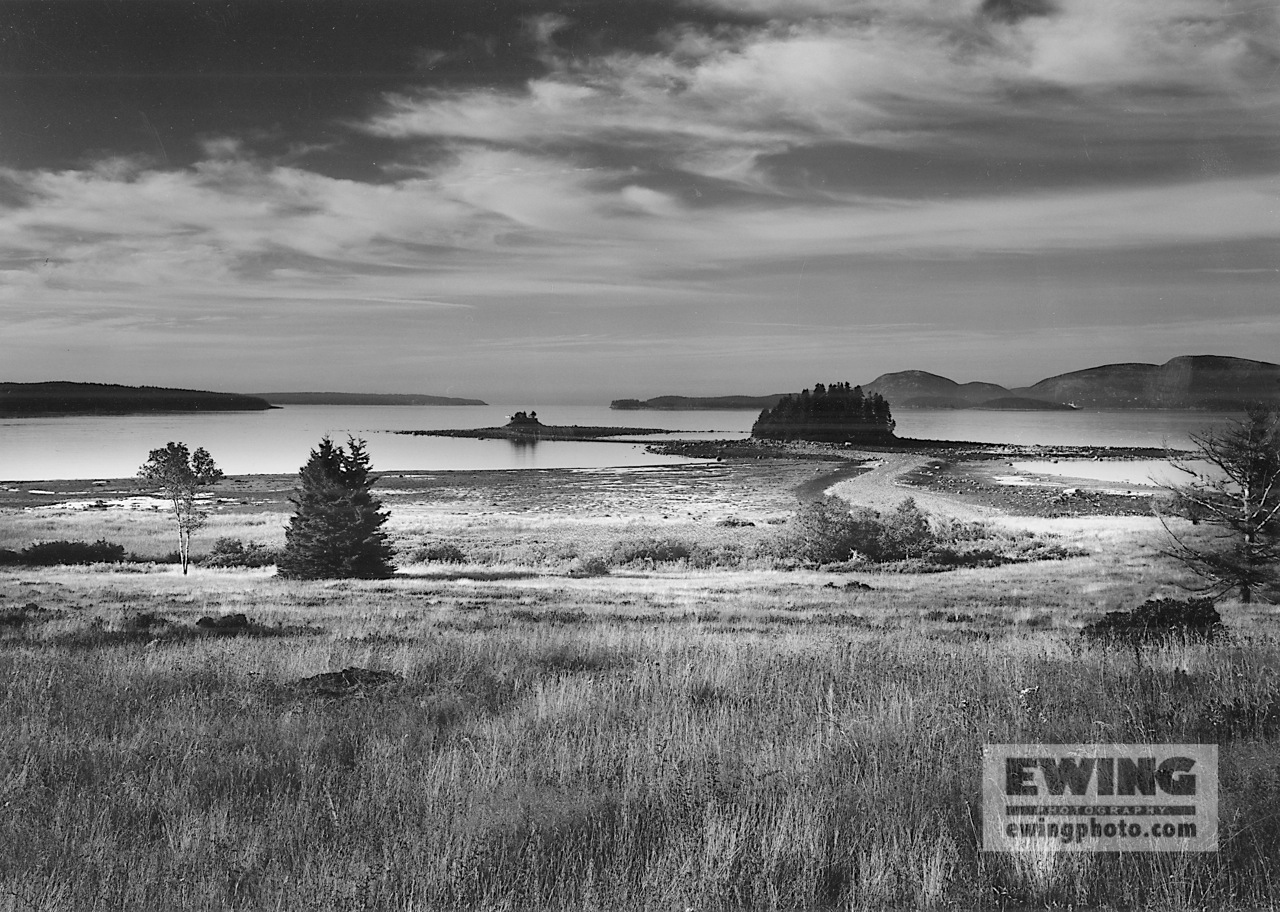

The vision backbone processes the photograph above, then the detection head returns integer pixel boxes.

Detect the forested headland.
[0,382,274,417]
[255,392,487,406]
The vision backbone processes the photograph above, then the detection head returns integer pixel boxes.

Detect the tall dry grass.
[0,506,289,561]
[1,563,1278,911]
[0,492,1272,910]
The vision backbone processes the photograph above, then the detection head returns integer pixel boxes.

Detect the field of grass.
[1,463,1278,911]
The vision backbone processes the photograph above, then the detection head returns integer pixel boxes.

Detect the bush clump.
[568,555,611,577]
[1,539,127,566]
[413,542,468,564]
[688,542,748,569]
[609,536,692,568]
[780,497,1077,569]
[783,496,934,564]
[202,537,281,568]
[782,496,875,564]
[1082,597,1225,646]
[875,498,935,560]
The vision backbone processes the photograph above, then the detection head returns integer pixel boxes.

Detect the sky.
[2,0,1278,403]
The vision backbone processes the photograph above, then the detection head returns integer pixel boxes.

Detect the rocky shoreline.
[900,460,1161,518]
[648,436,1191,462]
[651,438,1178,519]
[397,425,676,441]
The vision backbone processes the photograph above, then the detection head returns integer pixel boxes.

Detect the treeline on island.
[752,382,895,443]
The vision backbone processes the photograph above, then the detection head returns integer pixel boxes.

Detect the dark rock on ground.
[296,666,404,698]
[196,612,250,632]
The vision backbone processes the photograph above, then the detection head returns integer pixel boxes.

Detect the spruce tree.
[278,436,395,579]
[1158,404,1280,603]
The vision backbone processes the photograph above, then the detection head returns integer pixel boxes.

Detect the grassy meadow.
[1,463,1279,911]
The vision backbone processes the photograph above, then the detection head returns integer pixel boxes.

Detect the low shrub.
[123,611,170,632]
[201,537,281,569]
[876,498,935,560]
[10,539,126,565]
[782,496,935,564]
[609,536,692,567]
[929,546,1007,568]
[780,498,1076,569]
[1082,597,1225,646]
[781,496,881,564]
[568,555,611,577]
[688,542,747,569]
[412,542,468,564]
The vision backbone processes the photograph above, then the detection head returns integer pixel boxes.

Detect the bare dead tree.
[1156,404,1280,603]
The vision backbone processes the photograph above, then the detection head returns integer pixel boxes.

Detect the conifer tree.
[278,436,395,579]
[1158,404,1280,603]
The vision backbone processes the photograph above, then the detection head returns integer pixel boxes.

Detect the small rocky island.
[396,411,676,441]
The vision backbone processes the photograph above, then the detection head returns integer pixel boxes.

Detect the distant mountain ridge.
[862,371,1013,408]
[256,392,487,406]
[615,356,1280,411]
[1017,356,1280,408]
[0,382,274,417]
[870,355,1280,409]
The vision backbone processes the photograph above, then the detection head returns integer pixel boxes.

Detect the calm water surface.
[0,405,1242,481]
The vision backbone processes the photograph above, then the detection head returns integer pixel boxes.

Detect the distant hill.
[0,382,274,417]
[1013,356,1280,408]
[616,355,1280,413]
[863,371,1013,408]
[870,355,1280,409]
[611,395,785,410]
[256,392,487,406]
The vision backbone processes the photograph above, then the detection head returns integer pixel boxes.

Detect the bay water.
[0,404,1242,482]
